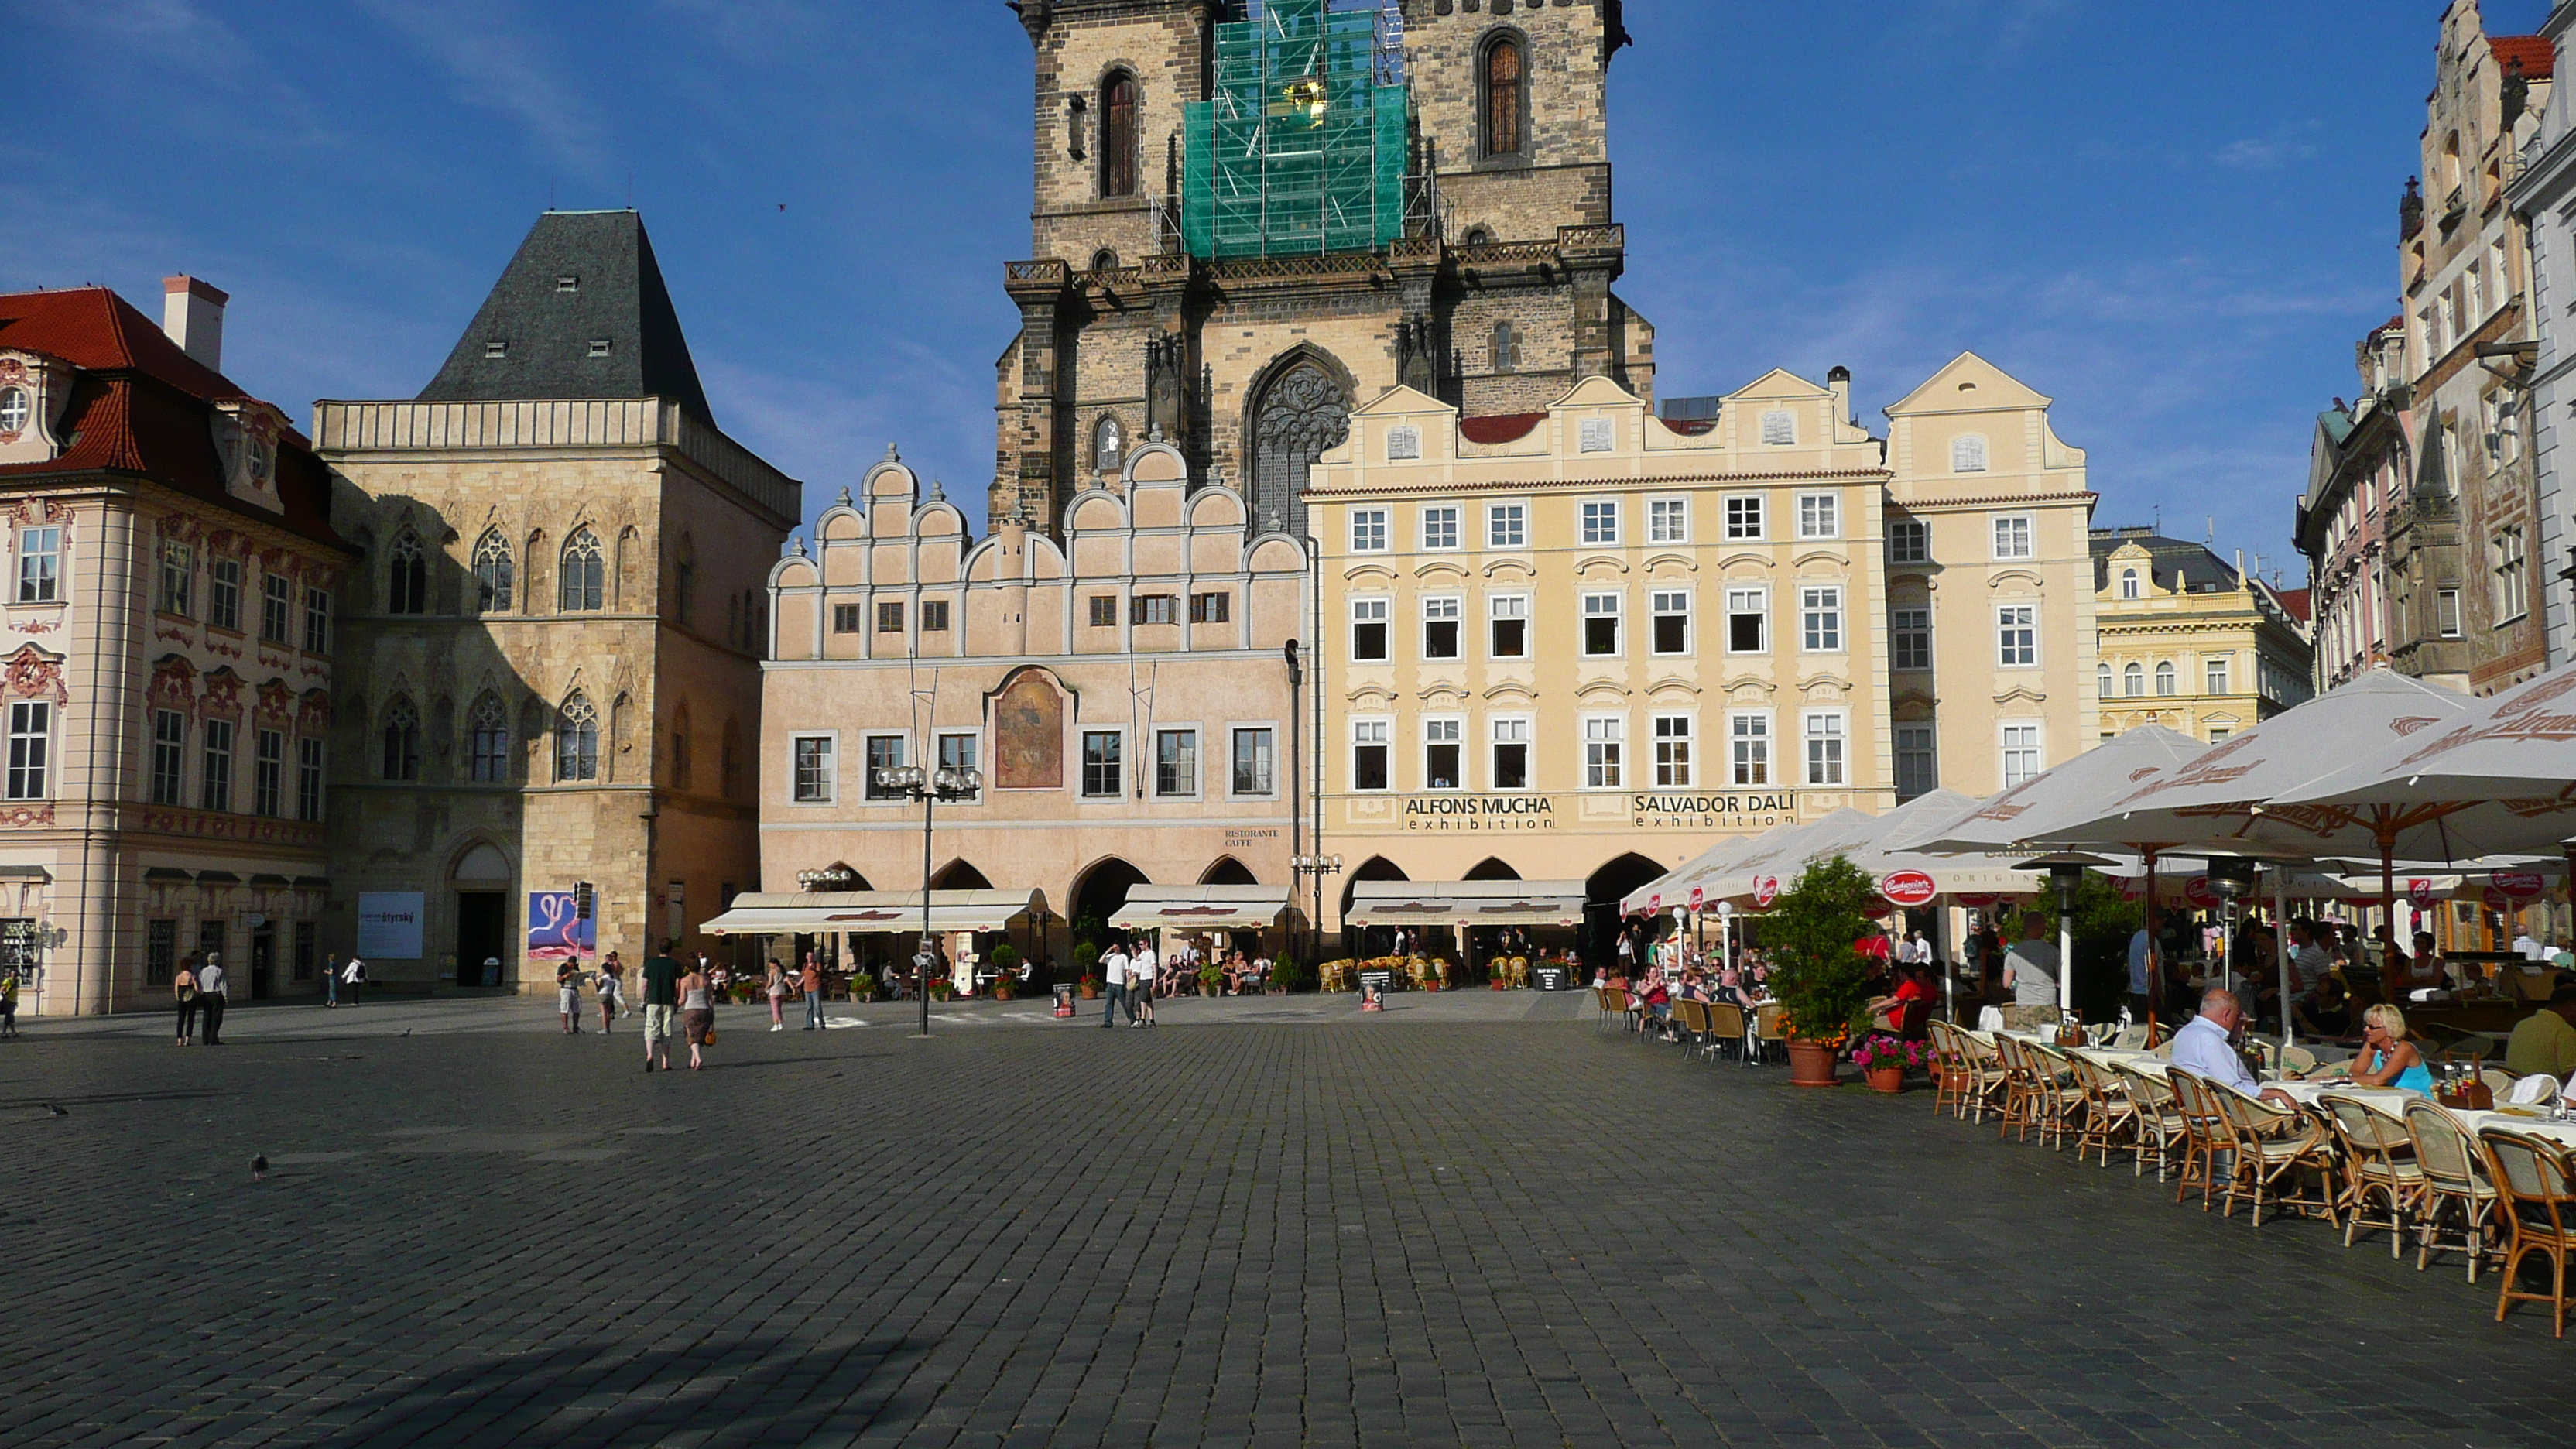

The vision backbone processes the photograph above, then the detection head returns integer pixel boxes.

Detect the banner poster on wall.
[527,892,597,962]
[355,892,426,959]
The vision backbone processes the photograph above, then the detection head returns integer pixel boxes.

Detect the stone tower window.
[560,529,605,612]
[1101,71,1139,198]
[467,694,511,783]
[386,530,429,615]
[1094,415,1124,472]
[472,529,513,612]
[1251,361,1351,535]
[380,698,421,782]
[1480,34,1526,159]
[1491,322,1519,373]
[556,693,600,782]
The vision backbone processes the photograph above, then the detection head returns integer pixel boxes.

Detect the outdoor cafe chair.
[1704,1002,1745,1064]
[2067,1051,2138,1168]
[2321,1093,2424,1257]
[2026,1041,2090,1152]
[1950,1026,2010,1124]
[2211,1088,2334,1227]
[2165,1070,2232,1211]
[2506,1073,2564,1107]
[2478,1066,2519,1101]
[1591,986,1611,1029]
[1750,1003,1786,1067]
[2115,1064,2188,1182]
[2479,1127,2576,1338]
[1672,998,1709,1055]
[1599,986,1630,1033]
[1992,1035,2043,1144]
[2403,1099,2503,1283]
[1926,1022,1969,1118]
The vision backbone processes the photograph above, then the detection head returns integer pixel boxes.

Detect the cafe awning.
[1109,885,1293,931]
[1347,879,1587,928]
[701,889,1049,937]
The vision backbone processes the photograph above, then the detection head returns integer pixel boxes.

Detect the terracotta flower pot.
[1078,985,1099,999]
[1786,1040,1841,1088]
[1866,1065,1906,1094]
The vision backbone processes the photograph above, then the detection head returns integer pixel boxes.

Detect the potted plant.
[1070,941,1099,995]
[1767,855,1879,1088]
[846,971,877,1003]
[1849,1032,1922,1094]
[1198,961,1225,996]
[1269,957,1305,995]
[1078,974,1103,999]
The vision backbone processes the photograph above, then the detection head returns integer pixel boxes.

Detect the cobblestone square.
[3,995,2571,1447]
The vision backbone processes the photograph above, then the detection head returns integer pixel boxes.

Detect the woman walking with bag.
[766,957,788,1032]
[173,955,200,1046]
[679,960,715,1070]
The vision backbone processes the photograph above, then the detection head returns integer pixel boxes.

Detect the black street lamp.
[873,762,984,1037]
[1293,852,1342,965]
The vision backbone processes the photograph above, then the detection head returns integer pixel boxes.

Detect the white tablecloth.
[2455,1111,2576,1149]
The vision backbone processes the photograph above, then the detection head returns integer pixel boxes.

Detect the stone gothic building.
[994,0,1652,536]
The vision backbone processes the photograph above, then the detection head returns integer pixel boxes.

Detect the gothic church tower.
[997,0,1651,536]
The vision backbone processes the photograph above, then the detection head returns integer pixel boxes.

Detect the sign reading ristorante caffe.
[1391,793,1804,831]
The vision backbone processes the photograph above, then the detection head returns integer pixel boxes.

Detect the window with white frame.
[2119,566,2141,600]
[159,541,194,616]
[1350,508,1389,553]
[303,587,331,653]
[1231,727,1275,796]
[1420,506,1461,551]
[1487,503,1526,549]
[1649,589,1691,654]
[1583,715,1624,788]
[792,735,835,802]
[2205,656,2231,694]
[16,526,60,603]
[1423,596,1461,659]
[1081,731,1123,798]
[1759,409,1795,446]
[1351,718,1391,791]
[296,738,325,821]
[2098,662,2113,699]
[1991,514,2035,560]
[1724,495,1765,540]
[1726,586,1767,653]
[2155,661,2177,697]
[200,718,234,811]
[1891,607,1930,670]
[1423,718,1463,790]
[2001,723,2043,789]
[260,574,292,643]
[1581,500,1619,545]
[1951,434,1989,472]
[1490,717,1530,790]
[2494,524,2530,622]
[1796,493,1840,540]
[1652,714,1694,788]
[1351,598,1389,661]
[150,709,186,806]
[208,558,242,632]
[2123,662,2144,697]
[1648,498,1689,544]
[937,733,981,801]
[1804,711,1846,786]
[1799,584,1842,652]
[1581,591,1622,656]
[2435,587,2464,638]
[1896,724,1937,800]
[253,728,284,817]
[862,735,906,800]
[1728,712,1770,786]
[1887,518,1927,564]
[5,701,46,801]
[1154,728,1199,797]
[1488,594,1529,658]
[1996,605,2036,666]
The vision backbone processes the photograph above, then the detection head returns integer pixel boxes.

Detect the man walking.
[198,952,230,1045]
[1100,939,1130,1028]
[801,952,825,1031]
[641,942,680,1072]
[324,952,339,1007]
[341,954,365,1006]
[1129,941,1158,1026]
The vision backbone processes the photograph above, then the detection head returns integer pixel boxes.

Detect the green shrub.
[1268,957,1313,993]
[1766,855,1878,1044]
[847,972,876,1002]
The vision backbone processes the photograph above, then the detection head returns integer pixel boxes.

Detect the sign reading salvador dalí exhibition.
[1398,793,1800,832]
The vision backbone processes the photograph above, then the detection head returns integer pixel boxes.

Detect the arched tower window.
[1480,34,1526,159]
[386,531,428,615]
[560,529,605,611]
[466,693,510,783]
[1094,414,1124,472]
[1101,71,1139,198]
[1491,322,1519,373]
[1250,359,1351,535]
[381,698,421,781]
[472,529,513,612]
[556,693,599,782]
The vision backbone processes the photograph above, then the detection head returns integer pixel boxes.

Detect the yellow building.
[1305,355,2097,949]
[2089,528,2314,742]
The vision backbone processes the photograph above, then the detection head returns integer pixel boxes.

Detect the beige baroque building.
[0,280,351,1014]
[1304,354,2097,949]
[2089,527,2315,744]
[760,440,1310,964]
[316,211,800,990]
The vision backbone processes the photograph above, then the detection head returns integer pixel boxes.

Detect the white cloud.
[354,0,615,182]
[2214,135,2321,172]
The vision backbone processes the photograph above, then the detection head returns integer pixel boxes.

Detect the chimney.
[162,275,228,372]
[1826,364,1853,425]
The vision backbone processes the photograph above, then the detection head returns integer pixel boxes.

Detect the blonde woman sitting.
[2349,1003,2436,1094]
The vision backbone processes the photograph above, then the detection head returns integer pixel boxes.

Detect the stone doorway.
[456,892,507,988]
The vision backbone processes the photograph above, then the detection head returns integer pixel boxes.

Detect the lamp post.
[1292,853,1341,968]
[872,762,984,1037]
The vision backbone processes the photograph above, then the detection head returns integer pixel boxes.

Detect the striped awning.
[1346,879,1587,928]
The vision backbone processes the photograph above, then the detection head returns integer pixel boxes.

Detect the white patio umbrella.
[1688,808,1877,908]
[2273,661,2576,861]
[1621,824,1790,916]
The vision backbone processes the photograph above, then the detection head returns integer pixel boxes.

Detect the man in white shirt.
[2287,920,2334,999]
[342,955,366,1007]
[2168,988,2294,1106]
[1099,943,1130,1029]
[1131,944,1159,1026]
[197,953,230,1046]
[2515,930,2551,962]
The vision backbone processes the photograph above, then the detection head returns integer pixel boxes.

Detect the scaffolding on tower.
[1183,0,1412,259]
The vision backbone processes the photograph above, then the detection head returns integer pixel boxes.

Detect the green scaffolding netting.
[1183,0,1410,259]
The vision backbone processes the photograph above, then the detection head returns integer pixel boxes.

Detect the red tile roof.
[1458,413,1545,445]
[0,286,348,551]
[2273,587,2312,623]
[2492,35,2556,80]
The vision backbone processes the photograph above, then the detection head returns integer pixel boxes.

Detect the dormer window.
[0,388,26,437]
[555,275,580,293]
[484,340,509,359]
[587,339,611,358]
[2119,567,2141,600]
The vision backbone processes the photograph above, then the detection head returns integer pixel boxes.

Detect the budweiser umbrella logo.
[1752,876,1781,909]
[2491,871,2546,901]
[1879,870,1937,908]
[2408,879,2437,908]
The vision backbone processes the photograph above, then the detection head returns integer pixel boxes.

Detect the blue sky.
[10,0,2548,585]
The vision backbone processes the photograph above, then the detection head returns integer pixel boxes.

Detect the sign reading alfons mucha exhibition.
[1390,792,1807,833]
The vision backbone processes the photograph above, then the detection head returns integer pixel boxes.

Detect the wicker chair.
[2164,1070,2232,1211]
[1593,987,1618,1030]
[1672,998,1709,1055]
[1944,1027,2009,1123]
[1992,1035,2044,1144]
[2320,1093,2424,1256]
[2403,1099,2503,1283]
[2115,1064,2188,1181]
[2067,1052,2139,1168]
[2211,1088,2335,1226]
[1704,1002,1745,1064]
[1927,1022,1969,1118]
[2026,1041,2090,1151]
[2480,1127,2576,1338]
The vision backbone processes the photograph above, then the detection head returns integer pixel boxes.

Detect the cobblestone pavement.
[3,995,2571,1447]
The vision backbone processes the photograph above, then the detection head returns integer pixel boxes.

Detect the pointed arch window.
[386,531,428,615]
[381,699,421,781]
[1250,359,1351,535]
[560,529,605,611]
[555,693,600,782]
[1101,71,1139,198]
[1481,34,1526,159]
[1492,322,1519,373]
[467,694,511,783]
[472,529,513,612]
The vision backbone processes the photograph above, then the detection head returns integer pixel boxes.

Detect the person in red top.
[1875,964,1940,1038]
[800,954,825,1032]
